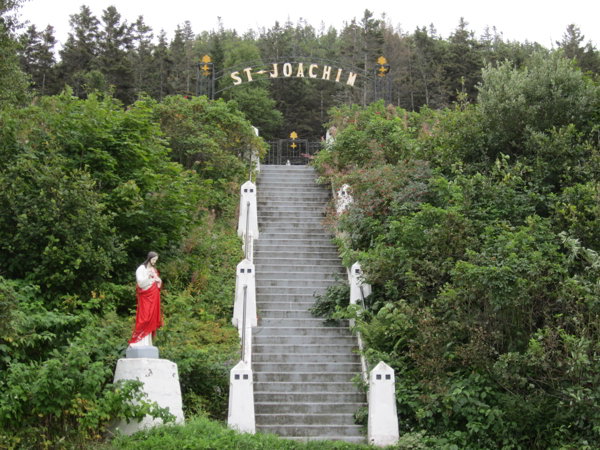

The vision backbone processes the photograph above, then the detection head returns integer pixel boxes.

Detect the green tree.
[95,5,134,103]
[130,15,154,98]
[58,5,100,97]
[477,51,599,158]
[221,38,283,139]
[19,24,57,96]
[445,17,482,102]
[556,24,600,76]
[151,29,173,100]
[0,0,31,107]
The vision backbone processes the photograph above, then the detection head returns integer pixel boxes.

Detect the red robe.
[129,277,163,344]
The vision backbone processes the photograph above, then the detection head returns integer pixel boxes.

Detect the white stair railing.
[229,174,259,434]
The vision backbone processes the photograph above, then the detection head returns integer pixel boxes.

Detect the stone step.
[256,264,343,274]
[253,335,356,344]
[255,413,356,425]
[256,424,363,438]
[259,194,330,202]
[258,183,320,189]
[255,251,339,261]
[254,382,359,394]
[259,216,324,224]
[259,206,327,214]
[256,242,337,251]
[258,221,328,230]
[257,238,335,247]
[257,310,317,319]
[256,293,317,302]
[254,392,366,403]
[253,344,358,354]
[259,211,325,219]
[259,185,326,192]
[257,301,314,311]
[258,200,327,208]
[255,272,341,281]
[259,233,331,242]
[284,436,366,444]
[253,353,360,363]
[253,362,361,373]
[255,402,366,414]
[254,372,358,383]
[258,317,347,327]
[255,258,341,267]
[256,287,328,295]
[256,279,337,288]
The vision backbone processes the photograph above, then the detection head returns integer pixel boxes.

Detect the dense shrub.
[314,49,600,450]
[0,90,260,448]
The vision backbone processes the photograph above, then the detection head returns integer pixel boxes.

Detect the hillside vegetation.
[0,91,265,449]
[313,52,600,450]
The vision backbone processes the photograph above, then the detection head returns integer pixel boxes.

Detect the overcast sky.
[19,0,600,53]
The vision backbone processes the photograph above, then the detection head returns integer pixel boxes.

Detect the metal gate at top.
[264,138,322,165]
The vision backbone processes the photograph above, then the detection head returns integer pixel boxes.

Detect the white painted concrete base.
[228,361,255,434]
[112,358,184,436]
[368,361,399,447]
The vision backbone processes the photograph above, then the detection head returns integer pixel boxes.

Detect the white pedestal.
[227,361,255,434]
[368,361,399,447]
[111,358,184,436]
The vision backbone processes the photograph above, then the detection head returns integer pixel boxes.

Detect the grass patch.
[111,416,372,450]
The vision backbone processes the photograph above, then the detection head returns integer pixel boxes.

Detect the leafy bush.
[310,280,350,323]
[0,278,174,449]
[313,49,600,449]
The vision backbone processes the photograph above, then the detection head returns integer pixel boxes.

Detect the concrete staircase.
[253,165,366,443]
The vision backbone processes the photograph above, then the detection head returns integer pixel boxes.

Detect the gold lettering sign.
[228,63,364,88]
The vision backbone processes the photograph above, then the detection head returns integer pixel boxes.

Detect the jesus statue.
[129,251,163,347]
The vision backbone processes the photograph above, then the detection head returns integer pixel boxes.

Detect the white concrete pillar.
[368,361,399,447]
[336,184,353,215]
[111,358,184,436]
[350,262,372,306]
[238,181,259,240]
[233,259,257,329]
[228,360,255,434]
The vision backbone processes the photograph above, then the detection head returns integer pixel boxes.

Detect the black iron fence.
[264,139,322,165]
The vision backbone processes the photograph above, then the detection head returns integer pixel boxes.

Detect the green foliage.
[152,95,266,178]
[0,277,174,448]
[113,415,372,450]
[477,52,600,158]
[0,0,31,108]
[310,280,350,323]
[0,147,125,300]
[0,79,260,447]
[314,50,600,449]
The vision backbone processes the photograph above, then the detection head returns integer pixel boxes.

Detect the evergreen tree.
[19,24,57,96]
[58,5,100,98]
[411,26,448,108]
[169,21,196,95]
[221,38,282,139]
[557,24,600,76]
[95,5,134,103]
[130,15,154,98]
[151,29,173,100]
[0,0,31,107]
[445,17,483,102]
